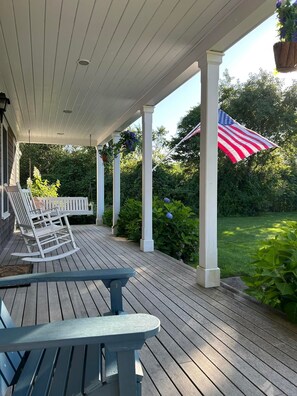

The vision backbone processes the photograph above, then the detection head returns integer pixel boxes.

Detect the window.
[1,120,10,219]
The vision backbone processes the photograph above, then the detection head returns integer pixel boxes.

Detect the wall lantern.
[0,92,10,122]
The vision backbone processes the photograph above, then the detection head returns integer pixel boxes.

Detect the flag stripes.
[184,110,278,163]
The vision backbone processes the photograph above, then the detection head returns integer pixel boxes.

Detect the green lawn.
[218,212,297,278]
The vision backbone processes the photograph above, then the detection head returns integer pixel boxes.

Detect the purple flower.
[293,31,297,42]
[164,197,170,203]
[276,0,282,8]
[166,212,173,220]
[280,27,287,39]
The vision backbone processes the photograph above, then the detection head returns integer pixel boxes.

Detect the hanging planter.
[274,1,297,73]
[119,131,139,155]
[274,41,297,72]
[99,144,114,163]
[98,130,139,163]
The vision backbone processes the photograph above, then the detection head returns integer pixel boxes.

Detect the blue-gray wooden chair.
[0,268,160,395]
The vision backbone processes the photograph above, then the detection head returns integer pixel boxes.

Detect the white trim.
[1,119,10,220]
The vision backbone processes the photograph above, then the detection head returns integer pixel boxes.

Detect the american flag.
[184,109,279,163]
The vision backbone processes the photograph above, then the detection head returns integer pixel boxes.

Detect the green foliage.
[116,199,142,239]
[217,212,297,278]
[102,208,113,227]
[27,167,60,197]
[169,105,200,170]
[153,197,199,263]
[20,143,64,186]
[243,221,297,323]
[51,147,96,199]
[20,144,96,199]
[117,197,199,263]
[275,0,297,42]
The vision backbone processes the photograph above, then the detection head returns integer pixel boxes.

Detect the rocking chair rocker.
[4,183,79,262]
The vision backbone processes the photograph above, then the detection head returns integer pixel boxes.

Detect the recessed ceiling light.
[63,109,72,114]
[57,132,64,135]
[78,59,90,66]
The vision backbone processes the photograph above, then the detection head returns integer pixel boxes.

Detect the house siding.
[0,121,18,253]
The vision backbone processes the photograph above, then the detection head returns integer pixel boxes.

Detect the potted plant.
[118,130,139,155]
[99,143,114,163]
[99,131,139,163]
[273,0,297,72]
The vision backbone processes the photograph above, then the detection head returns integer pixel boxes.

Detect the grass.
[218,212,297,278]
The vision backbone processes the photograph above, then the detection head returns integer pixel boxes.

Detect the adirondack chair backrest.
[0,300,23,395]
[4,184,34,233]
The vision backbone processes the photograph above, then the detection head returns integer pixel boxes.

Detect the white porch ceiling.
[0,0,274,146]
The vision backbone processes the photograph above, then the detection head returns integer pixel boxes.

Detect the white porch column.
[140,105,154,252]
[96,145,104,226]
[112,132,121,235]
[196,50,224,288]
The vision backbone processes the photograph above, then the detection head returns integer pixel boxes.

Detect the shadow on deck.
[0,225,296,395]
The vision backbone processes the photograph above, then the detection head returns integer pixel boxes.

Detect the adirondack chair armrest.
[0,268,136,314]
[0,314,160,353]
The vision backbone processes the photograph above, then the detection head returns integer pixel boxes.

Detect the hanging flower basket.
[274,1,297,73]
[273,41,297,72]
[119,131,138,155]
[98,130,139,163]
[99,144,114,163]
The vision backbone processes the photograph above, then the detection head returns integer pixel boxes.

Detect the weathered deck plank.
[0,225,296,396]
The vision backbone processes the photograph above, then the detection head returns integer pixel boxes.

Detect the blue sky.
[133,14,296,137]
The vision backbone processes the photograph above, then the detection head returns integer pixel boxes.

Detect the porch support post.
[112,132,121,235]
[140,105,154,252]
[96,145,104,226]
[196,50,224,288]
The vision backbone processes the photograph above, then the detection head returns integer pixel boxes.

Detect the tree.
[20,144,96,199]
[19,143,64,186]
[168,105,201,170]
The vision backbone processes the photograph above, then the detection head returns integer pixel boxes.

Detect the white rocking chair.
[4,183,79,262]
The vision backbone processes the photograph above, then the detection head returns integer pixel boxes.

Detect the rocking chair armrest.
[44,212,71,221]
[29,208,51,216]
[0,314,160,353]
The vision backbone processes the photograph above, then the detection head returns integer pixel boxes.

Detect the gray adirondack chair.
[0,267,160,395]
[4,183,79,262]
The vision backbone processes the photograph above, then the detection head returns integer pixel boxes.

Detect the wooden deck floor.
[0,225,297,396]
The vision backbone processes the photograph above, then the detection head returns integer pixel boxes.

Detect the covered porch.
[1,225,296,395]
[0,0,277,288]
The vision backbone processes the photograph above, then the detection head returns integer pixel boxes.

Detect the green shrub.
[102,208,113,227]
[153,197,199,263]
[117,197,199,264]
[243,221,297,323]
[27,167,60,197]
[117,199,142,239]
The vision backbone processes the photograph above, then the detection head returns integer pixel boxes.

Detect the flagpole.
[152,123,200,171]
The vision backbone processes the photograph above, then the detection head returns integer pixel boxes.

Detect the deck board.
[0,225,296,396]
